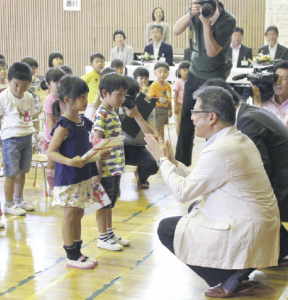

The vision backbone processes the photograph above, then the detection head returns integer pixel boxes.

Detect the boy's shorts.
[101,175,121,209]
[155,107,169,129]
[2,135,33,177]
[174,103,183,122]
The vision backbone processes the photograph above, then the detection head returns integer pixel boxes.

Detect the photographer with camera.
[173,0,236,166]
[253,61,288,128]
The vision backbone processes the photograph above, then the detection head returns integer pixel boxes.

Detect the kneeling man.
[145,86,280,298]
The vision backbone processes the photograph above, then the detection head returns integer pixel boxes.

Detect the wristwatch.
[157,157,169,167]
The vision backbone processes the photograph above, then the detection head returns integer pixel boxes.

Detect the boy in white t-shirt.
[0,62,36,222]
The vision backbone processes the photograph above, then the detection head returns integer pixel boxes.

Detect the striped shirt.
[93,105,125,177]
[28,77,41,111]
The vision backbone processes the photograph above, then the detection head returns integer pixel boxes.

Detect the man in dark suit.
[258,26,288,61]
[228,27,252,68]
[143,25,173,66]
[203,78,288,262]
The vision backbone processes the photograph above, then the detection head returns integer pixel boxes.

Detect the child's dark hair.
[111,59,124,68]
[99,73,128,98]
[40,67,66,90]
[60,65,73,74]
[90,52,105,63]
[21,56,39,68]
[0,59,8,69]
[52,75,89,119]
[0,53,6,61]
[176,61,191,78]
[48,52,64,67]
[154,61,169,71]
[100,67,116,79]
[8,62,32,82]
[113,30,126,41]
[133,67,149,79]
[124,75,140,97]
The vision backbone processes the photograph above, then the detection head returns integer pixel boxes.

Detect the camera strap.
[189,17,198,53]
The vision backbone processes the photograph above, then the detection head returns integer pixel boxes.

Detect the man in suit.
[203,78,288,262]
[228,27,252,68]
[258,26,288,61]
[145,86,280,298]
[143,25,173,66]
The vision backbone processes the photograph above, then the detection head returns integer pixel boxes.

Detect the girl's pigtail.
[40,80,49,90]
[52,99,61,120]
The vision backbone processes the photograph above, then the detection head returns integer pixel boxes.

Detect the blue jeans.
[2,135,32,177]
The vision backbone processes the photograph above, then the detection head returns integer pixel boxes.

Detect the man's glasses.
[191,110,214,116]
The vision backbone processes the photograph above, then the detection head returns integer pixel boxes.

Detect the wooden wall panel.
[0,0,265,77]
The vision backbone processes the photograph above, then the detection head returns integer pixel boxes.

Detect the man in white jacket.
[145,86,280,298]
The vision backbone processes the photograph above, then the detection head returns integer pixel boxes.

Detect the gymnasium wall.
[0,0,265,76]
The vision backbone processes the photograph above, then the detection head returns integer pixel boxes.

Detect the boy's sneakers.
[4,204,26,216]
[97,238,123,251]
[48,188,54,197]
[17,201,35,211]
[112,234,130,246]
[0,222,5,228]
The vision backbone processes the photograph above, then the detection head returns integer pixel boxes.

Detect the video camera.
[232,66,279,101]
[195,0,217,18]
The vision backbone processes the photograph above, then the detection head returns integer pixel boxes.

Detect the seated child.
[93,73,130,251]
[111,59,126,75]
[81,52,105,121]
[0,53,5,60]
[0,62,37,216]
[60,65,73,75]
[48,51,64,67]
[173,61,190,136]
[21,56,41,132]
[149,62,172,139]
[0,59,9,93]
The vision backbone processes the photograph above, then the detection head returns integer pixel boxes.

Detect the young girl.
[38,68,66,196]
[47,75,100,269]
[173,61,190,136]
[48,52,64,67]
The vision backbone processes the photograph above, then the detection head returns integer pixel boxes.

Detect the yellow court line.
[23,201,181,300]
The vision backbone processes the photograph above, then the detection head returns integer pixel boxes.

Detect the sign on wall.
[63,0,81,11]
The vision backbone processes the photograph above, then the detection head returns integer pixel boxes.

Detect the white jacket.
[160,126,280,269]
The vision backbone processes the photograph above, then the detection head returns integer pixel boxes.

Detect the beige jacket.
[160,126,280,269]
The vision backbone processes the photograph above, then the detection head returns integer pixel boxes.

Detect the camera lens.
[122,95,136,109]
[202,3,214,18]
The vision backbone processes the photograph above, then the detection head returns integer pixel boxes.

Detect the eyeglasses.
[191,110,214,116]
[278,76,288,81]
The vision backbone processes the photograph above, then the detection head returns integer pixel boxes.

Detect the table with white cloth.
[85,65,252,84]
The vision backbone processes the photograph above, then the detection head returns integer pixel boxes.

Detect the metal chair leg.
[33,162,38,186]
[39,162,48,197]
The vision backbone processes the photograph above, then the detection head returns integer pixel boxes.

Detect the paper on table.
[82,135,125,163]
[84,183,111,215]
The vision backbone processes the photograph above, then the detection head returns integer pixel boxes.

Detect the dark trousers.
[175,72,206,166]
[157,216,253,287]
[280,223,288,261]
[124,144,159,182]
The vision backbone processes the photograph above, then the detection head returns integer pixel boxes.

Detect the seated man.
[228,27,252,68]
[145,86,280,298]
[121,76,159,189]
[258,26,288,60]
[253,61,288,128]
[144,25,173,66]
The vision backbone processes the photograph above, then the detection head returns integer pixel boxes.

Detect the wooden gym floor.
[0,127,288,300]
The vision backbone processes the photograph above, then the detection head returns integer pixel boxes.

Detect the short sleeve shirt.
[0,80,9,93]
[93,105,125,177]
[149,81,171,108]
[81,70,100,104]
[0,88,36,140]
[173,79,185,104]
[186,2,236,80]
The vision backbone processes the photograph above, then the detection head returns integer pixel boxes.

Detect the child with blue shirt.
[0,62,36,220]
[93,73,130,251]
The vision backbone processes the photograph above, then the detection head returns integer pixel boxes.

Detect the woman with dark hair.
[146,7,170,45]
[110,30,134,65]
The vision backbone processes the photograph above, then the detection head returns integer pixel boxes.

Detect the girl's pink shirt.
[44,93,57,141]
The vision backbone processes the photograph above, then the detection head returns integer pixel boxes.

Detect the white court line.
[279,285,288,300]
